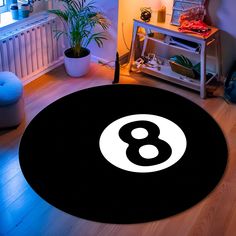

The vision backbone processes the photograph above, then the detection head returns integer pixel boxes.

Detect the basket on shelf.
[169,60,196,78]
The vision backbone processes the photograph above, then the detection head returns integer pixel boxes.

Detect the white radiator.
[0,13,64,85]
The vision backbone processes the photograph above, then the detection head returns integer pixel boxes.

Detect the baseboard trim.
[91,55,115,68]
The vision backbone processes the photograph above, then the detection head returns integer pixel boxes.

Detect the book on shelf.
[165,36,200,52]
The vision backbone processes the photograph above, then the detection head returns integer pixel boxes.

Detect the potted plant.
[48,0,110,77]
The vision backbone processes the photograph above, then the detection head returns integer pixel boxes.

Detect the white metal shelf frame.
[129,18,222,98]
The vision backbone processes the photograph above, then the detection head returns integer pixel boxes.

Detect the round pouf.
[0,71,24,129]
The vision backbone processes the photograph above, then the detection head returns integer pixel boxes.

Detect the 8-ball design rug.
[19,84,228,224]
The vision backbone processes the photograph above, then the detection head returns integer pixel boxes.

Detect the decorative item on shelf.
[146,53,159,68]
[171,0,206,26]
[28,0,34,13]
[10,5,19,20]
[18,3,30,18]
[134,58,145,69]
[136,53,164,69]
[178,20,211,37]
[140,7,152,22]
[48,0,110,77]
[179,6,206,24]
[10,0,19,20]
[157,5,166,23]
[177,4,210,37]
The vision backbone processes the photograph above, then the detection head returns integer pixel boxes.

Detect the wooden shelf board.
[140,65,200,91]
[139,64,217,92]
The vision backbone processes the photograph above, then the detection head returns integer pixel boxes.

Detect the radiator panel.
[8,38,16,73]
[30,28,38,72]
[14,36,22,77]
[0,15,64,84]
[1,41,9,71]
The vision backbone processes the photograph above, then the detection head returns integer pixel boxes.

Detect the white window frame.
[0,0,10,14]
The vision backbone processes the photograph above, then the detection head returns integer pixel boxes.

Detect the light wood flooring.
[0,62,236,236]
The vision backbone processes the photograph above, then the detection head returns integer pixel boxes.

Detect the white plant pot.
[64,48,91,77]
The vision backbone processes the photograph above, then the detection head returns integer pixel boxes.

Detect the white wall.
[31,0,48,14]
[88,0,118,63]
[207,0,236,75]
[159,0,173,15]
[117,0,161,56]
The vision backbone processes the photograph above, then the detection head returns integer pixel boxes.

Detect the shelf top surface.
[133,16,219,41]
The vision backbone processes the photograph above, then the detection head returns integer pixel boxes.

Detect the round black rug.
[19,84,228,224]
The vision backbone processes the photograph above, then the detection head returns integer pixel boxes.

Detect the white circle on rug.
[99,114,187,173]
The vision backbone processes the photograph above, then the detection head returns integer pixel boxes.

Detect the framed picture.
[171,0,206,26]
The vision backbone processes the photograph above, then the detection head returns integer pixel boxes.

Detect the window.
[0,0,10,14]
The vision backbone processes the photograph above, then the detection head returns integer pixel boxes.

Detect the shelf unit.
[129,18,222,98]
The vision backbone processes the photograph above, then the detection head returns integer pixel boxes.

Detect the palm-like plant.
[48,0,110,58]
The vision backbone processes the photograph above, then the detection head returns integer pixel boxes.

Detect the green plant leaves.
[48,0,110,57]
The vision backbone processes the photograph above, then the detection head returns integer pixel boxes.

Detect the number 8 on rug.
[99,114,187,173]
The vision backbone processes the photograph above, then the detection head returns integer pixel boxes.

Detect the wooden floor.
[1,62,236,236]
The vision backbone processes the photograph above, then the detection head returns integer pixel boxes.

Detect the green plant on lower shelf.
[170,55,193,68]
